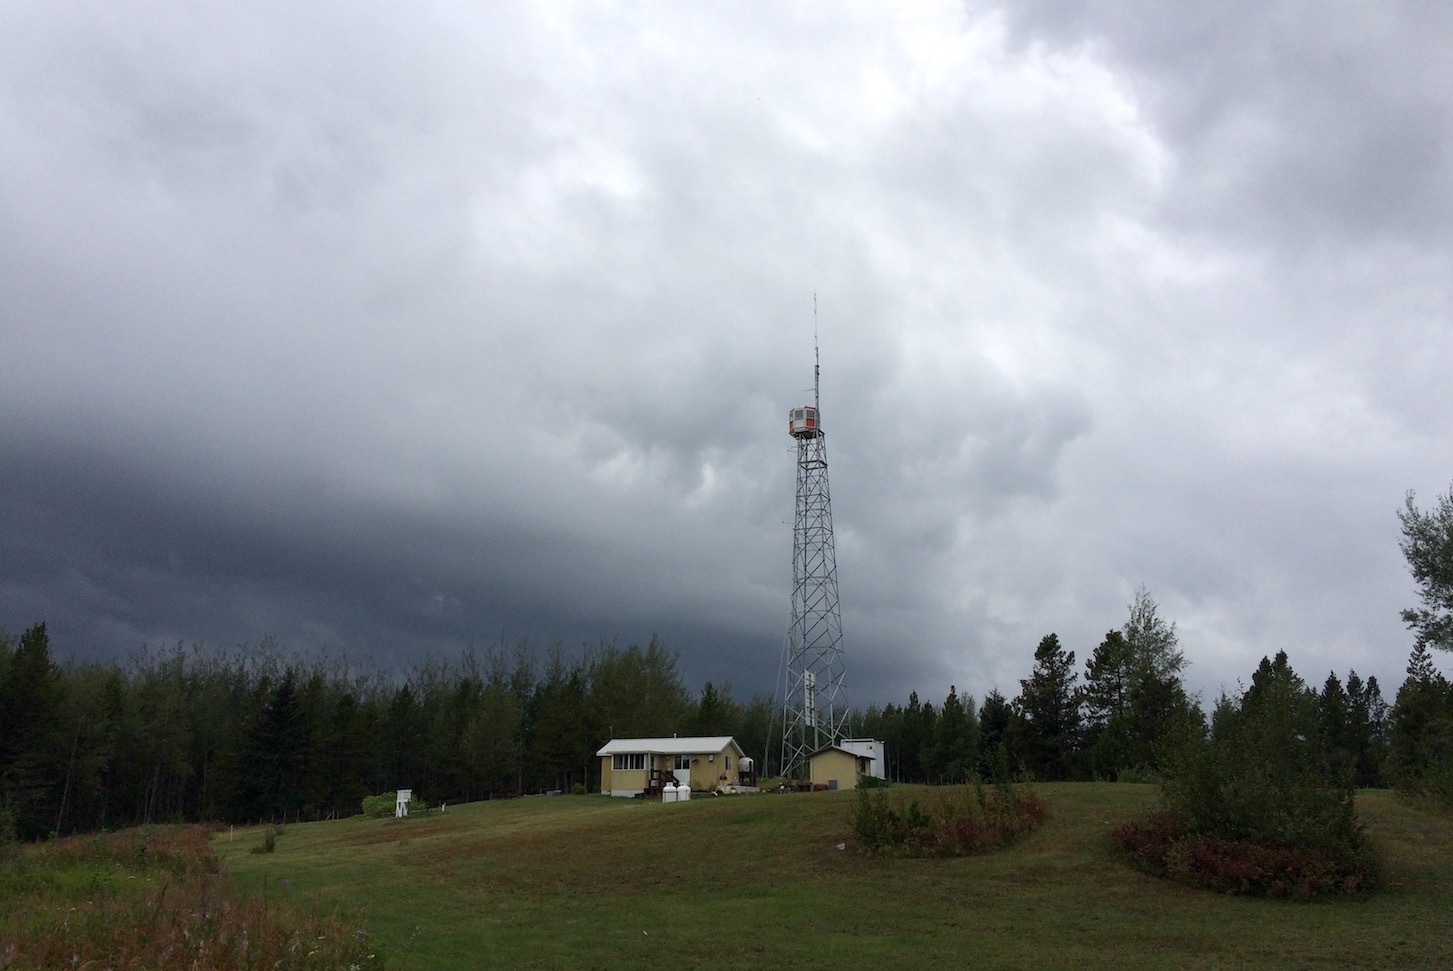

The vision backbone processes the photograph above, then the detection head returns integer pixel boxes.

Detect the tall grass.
[0,825,380,970]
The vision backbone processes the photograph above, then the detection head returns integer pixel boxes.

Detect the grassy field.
[216,785,1452,970]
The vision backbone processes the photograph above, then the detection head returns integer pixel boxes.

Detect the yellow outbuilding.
[808,738,887,790]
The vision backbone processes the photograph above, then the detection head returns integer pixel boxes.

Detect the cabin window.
[612,753,646,771]
[725,755,732,770]
[673,755,691,771]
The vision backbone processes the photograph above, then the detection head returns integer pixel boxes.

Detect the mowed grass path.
[216,785,1451,970]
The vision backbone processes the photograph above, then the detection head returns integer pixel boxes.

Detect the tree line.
[0,629,776,840]
[5,596,1448,842]
[856,587,1451,795]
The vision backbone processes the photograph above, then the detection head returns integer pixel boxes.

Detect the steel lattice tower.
[780,348,849,779]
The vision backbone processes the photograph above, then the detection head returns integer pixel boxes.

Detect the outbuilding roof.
[808,744,873,760]
[596,736,742,757]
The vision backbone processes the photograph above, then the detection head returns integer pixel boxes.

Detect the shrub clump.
[1114,651,1380,899]
[1113,809,1374,898]
[362,794,395,817]
[850,780,1047,856]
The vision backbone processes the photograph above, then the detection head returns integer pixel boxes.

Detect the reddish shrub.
[1111,810,1187,876]
[1112,812,1378,899]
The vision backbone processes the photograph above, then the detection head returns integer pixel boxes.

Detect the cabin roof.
[596,736,742,757]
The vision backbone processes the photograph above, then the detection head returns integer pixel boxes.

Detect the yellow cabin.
[597,736,754,797]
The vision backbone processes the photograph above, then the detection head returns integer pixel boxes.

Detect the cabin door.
[672,755,691,787]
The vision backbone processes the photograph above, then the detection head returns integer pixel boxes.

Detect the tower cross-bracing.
[780,355,849,779]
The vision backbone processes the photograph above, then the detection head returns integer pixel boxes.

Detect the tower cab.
[789,405,821,439]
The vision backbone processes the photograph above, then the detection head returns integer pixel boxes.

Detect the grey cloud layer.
[3,2,1450,704]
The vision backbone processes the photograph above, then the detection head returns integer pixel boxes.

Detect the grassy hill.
[216,784,1452,970]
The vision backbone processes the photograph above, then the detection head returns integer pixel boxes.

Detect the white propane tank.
[662,780,678,803]
[678,782,691,802]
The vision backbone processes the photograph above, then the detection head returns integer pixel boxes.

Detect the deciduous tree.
[1399,484,1453,652]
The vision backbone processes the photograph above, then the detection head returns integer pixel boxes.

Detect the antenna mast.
[813,292,820,411]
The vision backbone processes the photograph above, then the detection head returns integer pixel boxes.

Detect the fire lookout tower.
[780,347,849,779]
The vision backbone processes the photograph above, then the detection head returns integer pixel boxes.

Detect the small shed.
[597,736,749,797]
[808,738,887,791]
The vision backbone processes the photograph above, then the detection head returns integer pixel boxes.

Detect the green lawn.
[216,785,1452,970]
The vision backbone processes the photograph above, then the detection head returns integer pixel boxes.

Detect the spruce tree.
[1388,642,1453,795]
[1017,634,1082,781]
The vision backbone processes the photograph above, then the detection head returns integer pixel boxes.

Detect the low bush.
[251,827,277,854]
[1112,810,1378,899]
[851,781,1047,857]
[362,794,394,817]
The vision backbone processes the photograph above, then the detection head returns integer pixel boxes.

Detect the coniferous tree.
[382,683,426,794]
[975,689,1016,779]
[1316,671,1353,781]
[1082,630,1134,777]
[241,668,309,822]
[321,690,372,813]
[896,692,928,783]
[691,681,742,737]
[914,700,939,784]
[1017,634,1082,781]
[1388,642,1453,797]
[1344,670,1387,787]
[1,624,66,838]
[923,686,977,783]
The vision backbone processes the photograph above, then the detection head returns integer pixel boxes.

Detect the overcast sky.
[4,1,1452,709]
